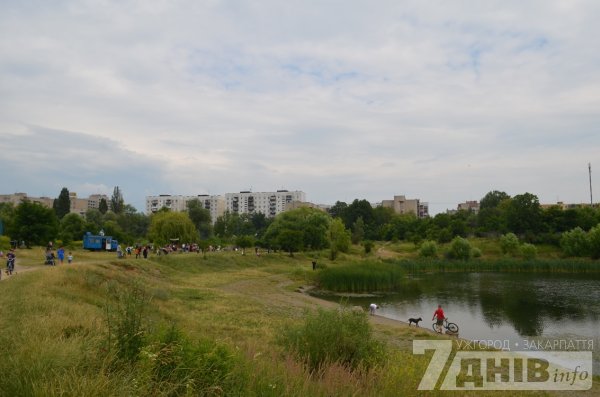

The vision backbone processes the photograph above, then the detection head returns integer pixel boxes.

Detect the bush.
[419,240,438,258]
[520,243,538,260]
[499,233,520,256]
[363,240,374,254]
[446,237,472,260]
[0,235,10,251]
[279,307,386,372]
[472,247,482,258]
[560,227,590,257]
[588,224,600,259]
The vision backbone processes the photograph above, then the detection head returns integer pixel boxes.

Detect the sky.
[1,0,599,215]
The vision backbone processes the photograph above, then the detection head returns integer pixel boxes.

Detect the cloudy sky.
[1,1,599,214]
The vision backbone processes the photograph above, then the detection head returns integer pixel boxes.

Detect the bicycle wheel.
[447,322,459,333]
[432,323,440,333]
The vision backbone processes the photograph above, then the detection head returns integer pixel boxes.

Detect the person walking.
[57,246,65,264]
[6,249,16,275]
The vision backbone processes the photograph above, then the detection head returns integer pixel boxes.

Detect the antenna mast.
[590,163,593,206]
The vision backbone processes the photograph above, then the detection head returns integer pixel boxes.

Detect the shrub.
[0,235,10,251]
[520,243,538,260]
[363,240,374,254]
[279,307,385,372]
[419,240,438,258]
[499,233,520,256]
[560,227,590,257]
[472,247,482,258]
[446,237,472,260]
[588,224,600,259]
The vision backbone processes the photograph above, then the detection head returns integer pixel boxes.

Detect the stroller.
[45,251,56,266]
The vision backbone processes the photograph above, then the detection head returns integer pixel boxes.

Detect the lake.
[314,272,600,368]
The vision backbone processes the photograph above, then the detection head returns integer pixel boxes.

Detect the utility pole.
[590,163,593,206]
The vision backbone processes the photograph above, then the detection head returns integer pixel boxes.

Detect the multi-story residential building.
[457,200,480,213]
[87,194,108,210]
[381,195,429,218]
[0,192,109,216]
[285,200,328,212]
[0,193,53,208]
[145,194,226,223]
[225,190,306,217]
[540,201,597,210]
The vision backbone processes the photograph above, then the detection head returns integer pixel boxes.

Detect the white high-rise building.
[145,194,225,223]
[225,190,306,217]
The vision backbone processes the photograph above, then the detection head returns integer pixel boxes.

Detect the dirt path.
[0,264,42,282]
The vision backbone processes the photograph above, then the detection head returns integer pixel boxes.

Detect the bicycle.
[433,318,459,334]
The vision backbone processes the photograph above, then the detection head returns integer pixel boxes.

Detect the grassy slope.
[0,244,589,396]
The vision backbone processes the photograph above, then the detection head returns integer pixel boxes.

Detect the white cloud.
[0,0,599,213]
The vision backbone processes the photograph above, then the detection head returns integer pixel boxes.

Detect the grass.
[0,245,583,396]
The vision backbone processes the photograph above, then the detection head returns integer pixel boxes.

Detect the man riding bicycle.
[432,305,445,333]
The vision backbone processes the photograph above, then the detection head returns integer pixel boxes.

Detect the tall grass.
[388,257,600,273]
[316,261,405,292]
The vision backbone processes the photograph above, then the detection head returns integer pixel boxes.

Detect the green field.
[0,244,595,396]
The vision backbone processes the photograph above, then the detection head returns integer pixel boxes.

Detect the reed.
[316,261,406,292]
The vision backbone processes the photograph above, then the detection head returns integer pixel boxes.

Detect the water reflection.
[314,272,600,365]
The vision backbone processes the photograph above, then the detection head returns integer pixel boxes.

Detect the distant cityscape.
[1,190,596,223]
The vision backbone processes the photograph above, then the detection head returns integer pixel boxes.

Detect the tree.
[277,229,304,256]
[328,201,348,219]
[264,207,331,254]
[117,210,150,241]
[99,198,108,214]
[0,203,16,238]
[59,213,86,243]
[343,199,374,229]
[53,187,71,219]
[480,190,511,210]
[214,212,254,239]
[235,235,255,255]
[84,209,104,233]
[329,218,350,260]
[351,217,365,244]
[14,201,59,246]
[187,199,213,239]
[148,211,198,247]
[110,186,125,214]
[505,193,542,235]
[478,191,511,234]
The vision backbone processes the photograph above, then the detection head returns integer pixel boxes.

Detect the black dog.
[408,317,422,327]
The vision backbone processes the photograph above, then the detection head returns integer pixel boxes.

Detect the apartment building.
[145,194,226,222]
[457,200,480,213]
[0,192,108,216]
[381,195,429,218]
[0,193,53,208]
[225,190,306,217]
